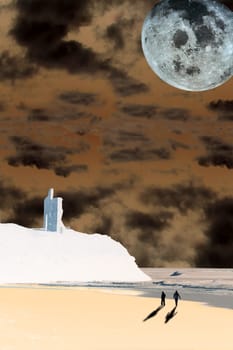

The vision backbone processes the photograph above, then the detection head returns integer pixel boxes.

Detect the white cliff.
[0,223,151,283]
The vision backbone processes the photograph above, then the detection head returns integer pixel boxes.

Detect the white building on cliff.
[43,188,64,232]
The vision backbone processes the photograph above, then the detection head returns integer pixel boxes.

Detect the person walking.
[161,291,166,306]
[173,290,181,307]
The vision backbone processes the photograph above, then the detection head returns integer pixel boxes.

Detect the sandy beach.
[0,287,232,350]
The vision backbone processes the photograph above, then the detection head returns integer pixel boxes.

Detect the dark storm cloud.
[218,114,233,122]
[7,136,89,176]
[27,108,100,124]
[94,216,113,236]
[120,104,157,118]
[134,182,219,266]
[11,0,148,96]
[0,51,38,81]
[140,182,216,214]
[161,108,190,121]
[104,18,135,50]
[8,136,68,168]
[196,197,233,267]
[126,210,173,237]
[169,139,190,150]
[207,100,233,112]
[117,130,149,143]
[119,105,190,121]
[11,2,89,69]
[109,71,149,96]
[105,22,125,50]
[0,178,43,227]
[103,127,150,149]
[125,210,174,266]
[198,136,233,169]
[54,164,88,177]
[207,100,233,122]
[0,179,25,210]
[7,196,44,228]
[109,147,171,162]
[58,91,97,105]
[57,186,118,221]
[27,109,53,122]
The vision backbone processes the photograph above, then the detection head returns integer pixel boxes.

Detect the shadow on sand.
[143,305,164,322]
[165,306,177,324]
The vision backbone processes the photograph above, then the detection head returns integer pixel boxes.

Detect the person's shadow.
[165,306,177,323]
[143,305,164,322]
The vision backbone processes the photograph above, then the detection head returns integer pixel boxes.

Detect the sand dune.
[0,287,232,350]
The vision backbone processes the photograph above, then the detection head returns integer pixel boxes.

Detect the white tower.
[43,188,64,232]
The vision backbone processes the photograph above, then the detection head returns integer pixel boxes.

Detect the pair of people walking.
[161,290,181,307]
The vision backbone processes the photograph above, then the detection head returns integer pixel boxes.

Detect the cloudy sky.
[0,0,232,267]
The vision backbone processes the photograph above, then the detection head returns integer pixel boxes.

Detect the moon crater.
[173,30,189,48]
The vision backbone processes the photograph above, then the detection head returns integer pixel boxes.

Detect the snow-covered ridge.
[0,223,150,283]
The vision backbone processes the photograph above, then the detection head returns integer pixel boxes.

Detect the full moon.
[141,0,233,91]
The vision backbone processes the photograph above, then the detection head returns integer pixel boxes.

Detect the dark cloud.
[58,186,117,222]
[117,206,198,267]
[218,114,233,122]
[198,136,233,169]
[119,105,190,121]
[169,139,190,150]
[11,0,148,96]
[11,0,92,55]
[104,18,135,50]
[207,100,233,112]
[54,164,88,177]
[58,91,97,105]
[0,50,38,82]
[117,130,149,143]
[7,136,89,176]
[7,136,68,169]
[14,0,91,24]
[126,210,173,237]
[0,179,25,211]
[28,109,52,122]
[125,210,174,266]
[94,216,113,235]
[140,182,216,214]
[207,100,233,122]
[109,70,149,96]
[109,147,171,162]
[161,108,190,121]
[135,182,219,266]
[0,178,43,227]
[105,22,125,50]
[120,104,157,118]
[27,108,100,124]
[7,196,44,228]
[196,197,233,267]
[103,129,149,149]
